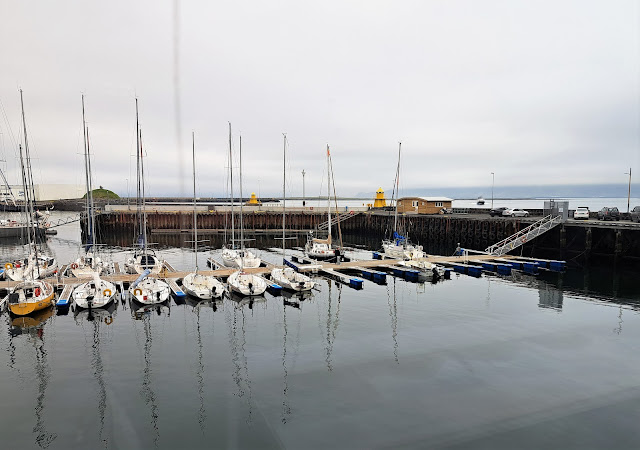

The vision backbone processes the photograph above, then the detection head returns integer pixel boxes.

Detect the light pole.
[491,172,495,208]
[625,168,632,213]
[302,169,306,207]
[126,178,130,210]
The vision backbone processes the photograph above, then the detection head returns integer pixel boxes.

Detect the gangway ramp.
[485,214,564,256]
[316,211,360,231]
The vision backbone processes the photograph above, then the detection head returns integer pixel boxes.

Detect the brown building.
[397,197,453,214]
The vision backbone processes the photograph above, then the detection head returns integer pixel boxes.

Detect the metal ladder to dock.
[316,211,359,231]
[485,214,564,256]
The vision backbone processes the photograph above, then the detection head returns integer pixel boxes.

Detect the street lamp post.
[491,172,495,209]
[302,169,306,207]
[625,168,632,213]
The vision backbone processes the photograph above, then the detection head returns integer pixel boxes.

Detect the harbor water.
[0,212,639,449]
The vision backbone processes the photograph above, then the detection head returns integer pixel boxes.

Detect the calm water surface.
[1,213,639,449]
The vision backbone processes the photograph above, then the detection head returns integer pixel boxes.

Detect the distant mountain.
[356,184,639,200]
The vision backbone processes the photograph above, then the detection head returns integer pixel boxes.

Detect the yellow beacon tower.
[373,188,387,208]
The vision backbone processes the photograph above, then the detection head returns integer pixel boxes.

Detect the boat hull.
[227,271,267,296]
[129,278,170,305]
[8,281,55,316]
[182,273,225,300]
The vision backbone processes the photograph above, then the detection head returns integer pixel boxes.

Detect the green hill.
[83,188,120,200]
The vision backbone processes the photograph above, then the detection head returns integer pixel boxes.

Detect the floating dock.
[0,254,563,297]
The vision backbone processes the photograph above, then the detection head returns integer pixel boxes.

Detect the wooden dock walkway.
[0,254,522,290]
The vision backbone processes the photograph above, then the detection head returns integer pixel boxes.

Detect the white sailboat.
[72,96,117,308]
[5,90,58,283]
[73,272,117,309]
[382,142,426,260]
[221,128,261,269]
[6,90,56,316]
[125,99,170,305]
[182,132,225,300]
[225,126,266,297]
[124,99,165,275]
[71,95,109,278]
[397,259,446,279]
[271,134,315,292]
[305,145,339,260]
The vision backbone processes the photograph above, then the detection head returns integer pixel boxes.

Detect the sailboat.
[126,99,170,306]
[221,127,261,269]
[71,95,110,281]
[7,90,56,316]
[182,132,225,300]
[225,126,266,296]
[124,99,165,276]
[381,142,426,260]
[271,134,315,292]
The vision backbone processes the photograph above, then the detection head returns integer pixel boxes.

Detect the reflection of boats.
[226,295,254,423]
[10,306,54,333]
[133,305,161,446]
[9,303,58,448]
[184,295,222,311]
[381,143,425,260]
[73,299,117,322]
[281,288,314,303]
[129,297,170,319]
[318,280,342,372]
[227,291,267,308]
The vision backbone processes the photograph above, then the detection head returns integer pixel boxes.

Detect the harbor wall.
[88,211,640,266]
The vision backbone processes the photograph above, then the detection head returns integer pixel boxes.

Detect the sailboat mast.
[393,142,401,234]
[229,123,235,248]
[87,127,97,256]
[192,131,198,273]
[19,90,39,272]
[135,99,143,244]
[17,143,30,248]
[239,134,244,251]
[140,129,148,257]
[326,145,331,241]
[81,96,90,249]
[282,134,286,257]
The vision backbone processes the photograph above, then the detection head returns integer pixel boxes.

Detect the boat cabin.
[397,197,453,214]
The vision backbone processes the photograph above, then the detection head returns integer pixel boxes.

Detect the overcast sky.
[1,0,638,198]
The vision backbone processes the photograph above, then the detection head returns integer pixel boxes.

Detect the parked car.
[489,207,509,217]
[503,208,529,217]
[597,207,620,221]
[573,207,590,220]
[630,206,640,223]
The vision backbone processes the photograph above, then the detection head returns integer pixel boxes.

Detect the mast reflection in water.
[10,309,57,448]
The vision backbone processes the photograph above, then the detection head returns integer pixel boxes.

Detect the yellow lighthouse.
[373,187,387,208]
[246,192,261,206]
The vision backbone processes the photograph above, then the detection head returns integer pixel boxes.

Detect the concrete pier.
[87,209,640,265]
